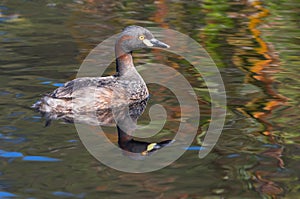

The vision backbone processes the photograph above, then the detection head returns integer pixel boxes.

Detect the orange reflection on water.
[247,1,286,198]
[247,0,288,137]
[151,0,169,29]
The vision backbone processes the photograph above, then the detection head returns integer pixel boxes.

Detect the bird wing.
[70,85,129,110]
[50,76,116,99]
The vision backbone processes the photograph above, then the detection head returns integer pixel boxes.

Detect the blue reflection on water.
[52,83,64,87]
[183,146,205,151]
[67,139,78,143]
[52,191,85,198]
[0,191,17,198]
[0,150,23,158]
[0,149,61,162]
[40,81,52,85]
[22,156,61,162]
[39,80,64,87]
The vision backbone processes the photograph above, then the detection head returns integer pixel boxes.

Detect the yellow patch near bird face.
[147,143,157,151]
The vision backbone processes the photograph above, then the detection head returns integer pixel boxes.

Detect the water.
[0,0,299,198]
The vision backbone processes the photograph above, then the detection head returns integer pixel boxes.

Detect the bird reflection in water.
[38,98,173,159]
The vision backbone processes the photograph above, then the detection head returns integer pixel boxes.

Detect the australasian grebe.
[32,26,169,116]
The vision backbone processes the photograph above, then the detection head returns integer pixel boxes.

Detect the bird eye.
[139,35,145,40]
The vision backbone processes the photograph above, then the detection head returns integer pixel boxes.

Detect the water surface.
[0,0,299,198]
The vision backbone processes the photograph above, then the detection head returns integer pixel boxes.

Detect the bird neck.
[116,52,135,76]
[115,39,136,76]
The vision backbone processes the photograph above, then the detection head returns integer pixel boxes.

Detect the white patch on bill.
[143,39,153,47]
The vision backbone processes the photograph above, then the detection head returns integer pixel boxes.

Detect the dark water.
[0,0,299,198]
